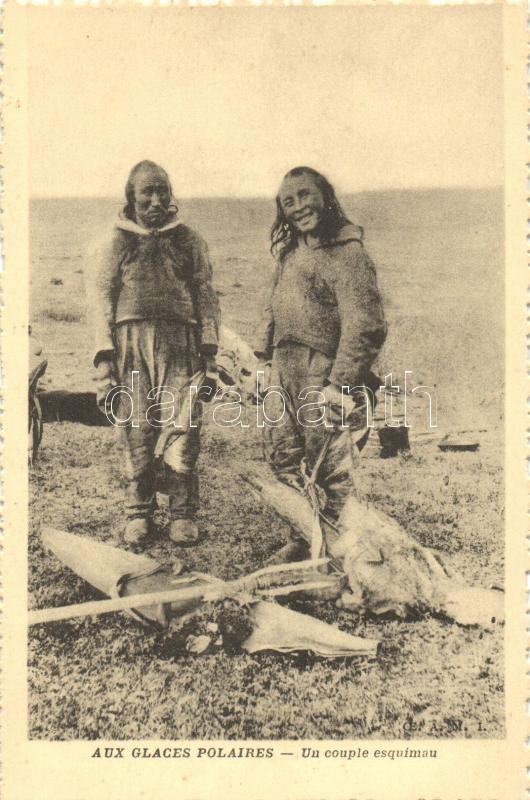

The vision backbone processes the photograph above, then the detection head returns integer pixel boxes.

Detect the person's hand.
[322,383,371,432]
[321,383,347,428]
[198,359,218,403]
[95,358,118,409]
[321,382,344,406]
[203,356,217,374]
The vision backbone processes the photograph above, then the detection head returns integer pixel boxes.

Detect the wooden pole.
[29,583,220,626]
[28,558,332,626]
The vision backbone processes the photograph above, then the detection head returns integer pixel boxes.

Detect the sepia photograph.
[2,2,527,798]
[26,4,506,741]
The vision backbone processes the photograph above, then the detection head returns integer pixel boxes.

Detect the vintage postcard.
[2,2,527,799]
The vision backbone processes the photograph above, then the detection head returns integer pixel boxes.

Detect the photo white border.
[2,4,527,798]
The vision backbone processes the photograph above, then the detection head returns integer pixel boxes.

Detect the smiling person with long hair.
[270,166,354,263]
[257,166,387,536]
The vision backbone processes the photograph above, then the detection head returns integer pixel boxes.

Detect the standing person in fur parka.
[256,166,387,531]
[87,161,220,548]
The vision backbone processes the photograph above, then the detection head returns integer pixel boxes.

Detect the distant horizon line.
[30,184,503,201]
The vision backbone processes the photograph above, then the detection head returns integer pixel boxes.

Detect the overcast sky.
[28,5,503,198]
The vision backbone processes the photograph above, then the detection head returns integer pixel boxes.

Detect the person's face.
[279,173,326,235]
[133,168,171,228]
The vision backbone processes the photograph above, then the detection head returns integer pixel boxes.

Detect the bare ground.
[28,415,504,740]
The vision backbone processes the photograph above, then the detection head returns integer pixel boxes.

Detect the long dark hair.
[122,160,178,221]
[270,166,352,263]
